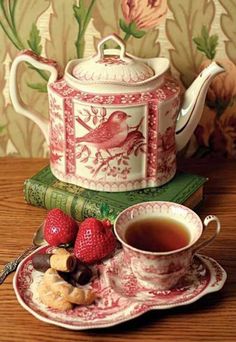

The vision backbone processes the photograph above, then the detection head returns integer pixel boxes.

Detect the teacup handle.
[193,215,221,253]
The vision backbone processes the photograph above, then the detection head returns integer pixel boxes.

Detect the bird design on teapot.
[9,34,224,192]
[48,77,180,189]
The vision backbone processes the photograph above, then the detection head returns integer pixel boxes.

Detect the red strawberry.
[44,208,79,246]
[74,218,116,264]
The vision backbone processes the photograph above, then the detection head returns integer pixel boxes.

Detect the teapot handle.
[95,34,129,62]
[9,50,62,144]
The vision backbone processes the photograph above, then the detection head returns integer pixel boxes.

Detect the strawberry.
[44,208,79,246]
[74,218,116,264]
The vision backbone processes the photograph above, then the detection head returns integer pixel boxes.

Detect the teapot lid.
[72,34,154,84]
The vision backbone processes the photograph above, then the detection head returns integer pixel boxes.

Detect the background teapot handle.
[9,50,62,144]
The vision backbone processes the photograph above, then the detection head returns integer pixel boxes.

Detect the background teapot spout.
[175,61,224,152]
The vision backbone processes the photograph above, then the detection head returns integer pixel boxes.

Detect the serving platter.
[13,245,227,330]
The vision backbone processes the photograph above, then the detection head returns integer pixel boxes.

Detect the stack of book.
[23,165,207,222]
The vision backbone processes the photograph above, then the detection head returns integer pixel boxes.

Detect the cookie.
[38,279,73,311]
[44,268,96,305]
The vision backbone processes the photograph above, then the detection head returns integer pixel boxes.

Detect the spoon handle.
[0,245,38,285]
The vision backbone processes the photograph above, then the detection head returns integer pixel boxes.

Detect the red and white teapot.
[10,34,223,191]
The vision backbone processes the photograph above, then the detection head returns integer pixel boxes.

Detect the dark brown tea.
[125,217,190,252]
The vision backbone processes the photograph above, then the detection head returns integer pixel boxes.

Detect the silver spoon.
[0,222,45,285]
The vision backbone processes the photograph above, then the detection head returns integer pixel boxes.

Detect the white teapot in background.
[9,34,223,192]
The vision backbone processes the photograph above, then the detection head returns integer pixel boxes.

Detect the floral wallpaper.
[0,0,236,158]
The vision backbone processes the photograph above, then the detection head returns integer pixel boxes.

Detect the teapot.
[9,34,223,192]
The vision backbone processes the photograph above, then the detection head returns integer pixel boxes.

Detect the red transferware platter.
[13,245,226,330]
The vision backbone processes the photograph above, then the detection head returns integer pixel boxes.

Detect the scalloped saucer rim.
[13,245,227,330]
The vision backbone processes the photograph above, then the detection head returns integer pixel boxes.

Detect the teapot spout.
[175,61,224,151]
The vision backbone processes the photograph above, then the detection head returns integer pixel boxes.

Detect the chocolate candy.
[59,262,93,286]
[71,262,93,285]
[32,253,77,273]
[32,253,52,272]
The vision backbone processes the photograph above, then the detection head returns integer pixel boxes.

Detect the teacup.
[114,201,221,290]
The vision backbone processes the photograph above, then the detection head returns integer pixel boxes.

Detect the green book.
[23,166,207,222]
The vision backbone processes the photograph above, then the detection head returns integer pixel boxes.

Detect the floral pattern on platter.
[13,245,226,330]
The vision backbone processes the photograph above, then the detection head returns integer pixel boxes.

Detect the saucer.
[13,246,226,330]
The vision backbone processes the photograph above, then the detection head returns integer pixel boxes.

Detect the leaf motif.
[83,114,90,123]
[100,107,106,117]
[80,156,89,163]
[140,147,146,153]
[166,0,215,87]
[91,106,98,114]
[81,109,91,123]
[45,0,78,68]
[131,30,146,39]
[119,20,146,38]
[129,22,146,39]
[119,18,129,34]
[27,82,47,92]
[73,1,86,28]
[93,116,98,125]
[219,0,236,64]
[5,0,50,58]
[27,23,42,55]
[193,25,218,60]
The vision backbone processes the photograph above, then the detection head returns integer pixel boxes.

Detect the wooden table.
[0,157,235,342]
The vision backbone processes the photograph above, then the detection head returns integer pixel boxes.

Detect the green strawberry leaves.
[99,203,117,222]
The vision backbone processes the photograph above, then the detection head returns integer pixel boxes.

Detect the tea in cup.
[114,201,221,290]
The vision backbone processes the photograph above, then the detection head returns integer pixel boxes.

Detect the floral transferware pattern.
[13,245,226,330]
[44,69,181,191]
